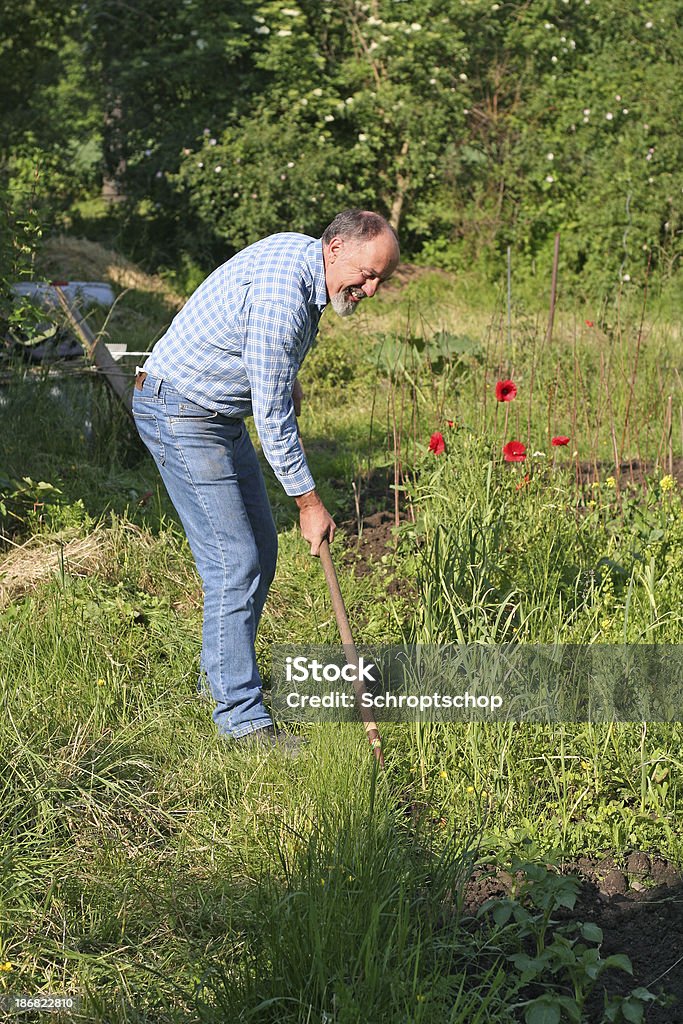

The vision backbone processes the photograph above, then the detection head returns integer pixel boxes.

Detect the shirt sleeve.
[242,299,316,497]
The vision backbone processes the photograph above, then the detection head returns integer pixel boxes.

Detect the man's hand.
[292,378,304,418]
[295,489,336,556]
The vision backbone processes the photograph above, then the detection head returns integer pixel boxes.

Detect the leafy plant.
[477,858,658,1023]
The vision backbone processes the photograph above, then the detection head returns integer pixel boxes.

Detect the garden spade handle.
[318,538,384,767]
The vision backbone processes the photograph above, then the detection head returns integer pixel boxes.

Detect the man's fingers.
[298,497,335,557]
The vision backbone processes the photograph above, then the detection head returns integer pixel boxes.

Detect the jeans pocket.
[171,399,218,420]
[134,411,166,466]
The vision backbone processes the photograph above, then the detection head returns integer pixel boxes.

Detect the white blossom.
[324,114,334,122]
[645,20,653,28]
[547,152,554,160]
[312,88,323,97]
[254,25,270,34]
[282,7,300,14]
[214,165,222,173]
[551,55,558,63]
[209,138,217,145]
[252,14,265,23]
[358,133,368,142]
[277,29,292,36]
[545,175,555,183]
[622,108,629,115]
[410,23,422,31]
[622,273,631,282]
[196,161,204,168]
[583,108,590,116]
[287,161,295,167]
[459,72,468,81]
[605,112,613,120]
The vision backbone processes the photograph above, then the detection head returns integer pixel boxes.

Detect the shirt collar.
[307,238,328,312]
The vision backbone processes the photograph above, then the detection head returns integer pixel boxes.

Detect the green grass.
[1,256,682,1021]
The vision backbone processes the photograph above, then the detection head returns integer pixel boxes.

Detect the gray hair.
[321,209,398,247]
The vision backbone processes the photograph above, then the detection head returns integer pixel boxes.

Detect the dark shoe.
[236,726,306,757]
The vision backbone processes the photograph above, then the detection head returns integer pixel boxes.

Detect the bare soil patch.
[578,456,683,489]
[464,852,683,1022]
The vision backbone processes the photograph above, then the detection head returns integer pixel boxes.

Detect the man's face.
[324,231,400,317]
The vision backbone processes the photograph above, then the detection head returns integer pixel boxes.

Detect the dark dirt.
[344,509,400,570]
[463,853,683,1022]
[331,466,416,595]
[577,456,683,490]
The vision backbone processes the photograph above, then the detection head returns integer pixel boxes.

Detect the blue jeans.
[132,374,277,738]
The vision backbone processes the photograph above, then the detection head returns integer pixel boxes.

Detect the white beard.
[330,287,364,317]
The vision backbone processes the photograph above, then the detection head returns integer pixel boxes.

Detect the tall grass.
[1,262,681,1020]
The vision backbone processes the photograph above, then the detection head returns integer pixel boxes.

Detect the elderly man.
[132,209,399,749]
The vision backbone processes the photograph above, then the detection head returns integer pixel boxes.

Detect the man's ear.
[327,235,344,262]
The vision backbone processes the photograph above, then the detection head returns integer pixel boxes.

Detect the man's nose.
[362,279,379,298]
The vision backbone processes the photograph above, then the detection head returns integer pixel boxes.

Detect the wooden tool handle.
[319,538,384,767]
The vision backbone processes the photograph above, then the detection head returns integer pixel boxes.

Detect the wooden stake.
[545,232,561,346]
[55,286,133,418]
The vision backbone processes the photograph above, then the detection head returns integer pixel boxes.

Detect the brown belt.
[135,371,147,390]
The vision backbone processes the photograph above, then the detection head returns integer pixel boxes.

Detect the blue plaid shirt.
[142,232,327,496]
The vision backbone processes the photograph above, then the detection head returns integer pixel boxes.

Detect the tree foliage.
[1,0,681,296]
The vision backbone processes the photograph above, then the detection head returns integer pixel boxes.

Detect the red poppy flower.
[495,379,517,402]
[446,419,455,428]
[551,435,570,446]
[503,440,526,462]
[585,320,594,327]
[429,431,445,455]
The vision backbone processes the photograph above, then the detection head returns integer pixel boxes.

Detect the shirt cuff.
[277,464,316,497]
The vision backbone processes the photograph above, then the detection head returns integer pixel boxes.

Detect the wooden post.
[54,286,133,418]
[506,245,512,351]
[545,232,561,345]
